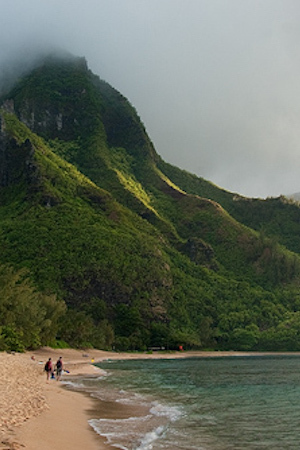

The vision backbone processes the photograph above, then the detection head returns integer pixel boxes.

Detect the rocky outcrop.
[0,115,36,188]
[183,237,217,269]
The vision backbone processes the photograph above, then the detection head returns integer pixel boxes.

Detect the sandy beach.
[0,348,295,449]
[0,348,109,449]
[0,347,214,449]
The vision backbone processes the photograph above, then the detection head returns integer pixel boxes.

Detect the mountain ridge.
[1,54,300,352]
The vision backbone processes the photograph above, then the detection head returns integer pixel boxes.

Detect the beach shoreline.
[2,348,300,449]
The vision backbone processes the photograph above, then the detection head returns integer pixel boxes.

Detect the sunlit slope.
[2,109,284,351]
[1,55,300,351]
[0,112,173,318]
[4,55,299,289]
[159,159,300,256]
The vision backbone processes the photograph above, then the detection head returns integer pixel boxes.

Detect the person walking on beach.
[55,356,63,381]
[44,358,53,382]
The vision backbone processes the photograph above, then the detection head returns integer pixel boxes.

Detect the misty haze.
[3,5,300,449]
[1,0,300,198]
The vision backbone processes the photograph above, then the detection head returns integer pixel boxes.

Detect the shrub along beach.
[2,56,300,357]
[3,52,300,448]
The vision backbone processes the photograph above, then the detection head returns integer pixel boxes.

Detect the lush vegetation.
[158,160,300,256]
[0,264,65,351]
[1,55,300,352]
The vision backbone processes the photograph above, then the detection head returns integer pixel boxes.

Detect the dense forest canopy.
[1,54,300,352]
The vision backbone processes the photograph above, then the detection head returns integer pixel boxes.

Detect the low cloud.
[1,0,300,198]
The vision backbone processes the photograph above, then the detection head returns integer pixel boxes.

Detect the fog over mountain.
[1,0,300,198]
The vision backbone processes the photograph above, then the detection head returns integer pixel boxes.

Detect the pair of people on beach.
[44,356,63,381]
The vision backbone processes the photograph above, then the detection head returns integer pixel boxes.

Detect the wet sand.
[0,347,112,450]
[0,348,296,449]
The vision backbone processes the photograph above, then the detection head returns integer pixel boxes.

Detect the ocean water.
[65,356,300,449]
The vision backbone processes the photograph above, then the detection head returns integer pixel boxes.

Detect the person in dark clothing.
[44,358,53,382]
[55,356,63,381]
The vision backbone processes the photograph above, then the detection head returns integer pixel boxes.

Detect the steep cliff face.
[1,56,160,210]
[1,54,300,352]
[0,109,174,346]
[0,122,36,188]
[2,56,156,161]
[3,57,99,141]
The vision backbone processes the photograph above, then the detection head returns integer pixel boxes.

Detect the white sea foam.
[89,374,107,382]
[90,391,107,401]
[90,387,145,404]
[95,368,109,376]
[150,401,183,422]
[71,365,182,449]
[89,416,152,449]
[88,399,182,449]
[136,425,166,450]
[116,391,149,407]
[61,380,86,389]
[89,417,168,450]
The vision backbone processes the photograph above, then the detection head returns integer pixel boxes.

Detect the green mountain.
[1,54,300,352]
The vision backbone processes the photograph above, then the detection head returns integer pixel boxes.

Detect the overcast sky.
[1,1,300,198]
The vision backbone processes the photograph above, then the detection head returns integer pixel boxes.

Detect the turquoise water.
[66,356,300,449]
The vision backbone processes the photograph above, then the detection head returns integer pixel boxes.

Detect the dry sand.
[0,347,116,449]
[0,348,292,449]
